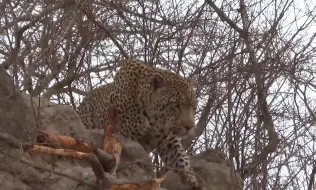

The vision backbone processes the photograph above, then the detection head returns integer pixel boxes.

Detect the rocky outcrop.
[161,148,243,190]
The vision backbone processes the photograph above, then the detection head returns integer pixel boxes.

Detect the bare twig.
[308,166,316,190]
[80,8,129,59]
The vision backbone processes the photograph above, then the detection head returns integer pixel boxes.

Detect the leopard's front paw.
[181,171,199,188]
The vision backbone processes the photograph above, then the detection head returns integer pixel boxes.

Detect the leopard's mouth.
[171,125,190,137]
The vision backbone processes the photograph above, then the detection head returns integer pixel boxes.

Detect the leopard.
[77,57,200,188]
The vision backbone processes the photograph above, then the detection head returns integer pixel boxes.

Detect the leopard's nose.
[184,125,194,131]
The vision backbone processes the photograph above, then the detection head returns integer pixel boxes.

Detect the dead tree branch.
[206,0,280,178]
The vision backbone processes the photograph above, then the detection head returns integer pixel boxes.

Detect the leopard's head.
[138,71,198,137]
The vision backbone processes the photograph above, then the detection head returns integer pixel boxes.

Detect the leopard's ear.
[188,75,198,90]
[152,73,165,90]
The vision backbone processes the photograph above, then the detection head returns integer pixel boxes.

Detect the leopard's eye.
[170,98,180,108]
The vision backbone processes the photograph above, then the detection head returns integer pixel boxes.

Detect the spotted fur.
[77,57,199,187]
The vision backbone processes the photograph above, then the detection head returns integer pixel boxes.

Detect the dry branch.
[206,0,280,178]
[308,166,316,190]
[79,7,128,59]
[237,0,279,177]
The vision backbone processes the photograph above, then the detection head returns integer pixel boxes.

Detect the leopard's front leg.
[157,134,199,188]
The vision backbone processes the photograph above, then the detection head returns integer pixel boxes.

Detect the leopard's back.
[77,83,115,130]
